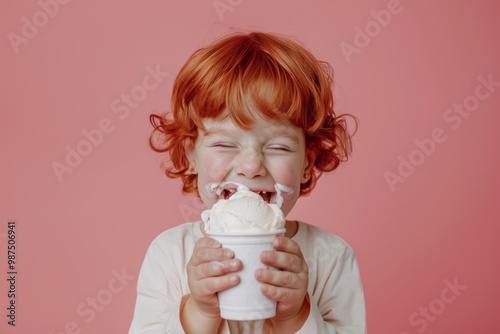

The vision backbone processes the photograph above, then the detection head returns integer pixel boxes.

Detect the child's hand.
[186,236,242,318]
[256,236,310,326]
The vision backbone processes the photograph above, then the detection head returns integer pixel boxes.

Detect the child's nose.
[233,150,266,179]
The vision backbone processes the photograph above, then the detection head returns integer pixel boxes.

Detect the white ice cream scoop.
[202,189,286,234]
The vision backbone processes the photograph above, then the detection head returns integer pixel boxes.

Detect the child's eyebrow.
[202,128,234,137]
[270,129,301,143]
[202,127,301,142]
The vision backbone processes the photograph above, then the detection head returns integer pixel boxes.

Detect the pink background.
[1,0,500,333]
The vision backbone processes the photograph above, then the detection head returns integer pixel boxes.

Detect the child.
[129,31,366,333]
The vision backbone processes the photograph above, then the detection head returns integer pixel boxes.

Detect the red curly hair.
[150,31,355,196]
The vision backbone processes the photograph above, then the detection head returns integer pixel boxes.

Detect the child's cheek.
[271,163,300,188]
[202,155,232,181]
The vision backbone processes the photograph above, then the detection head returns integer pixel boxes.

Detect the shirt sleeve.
[296,229,367,333]
[128,238,187,334]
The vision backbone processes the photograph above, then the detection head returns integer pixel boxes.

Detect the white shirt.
[129,222,366,333]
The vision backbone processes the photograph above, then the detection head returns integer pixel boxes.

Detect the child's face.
[187,112,312,217]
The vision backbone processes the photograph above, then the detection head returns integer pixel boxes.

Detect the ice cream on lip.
[206,182,294,207]
[202,182,292,234]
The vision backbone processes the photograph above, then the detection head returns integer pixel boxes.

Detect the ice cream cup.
[207,229,286,321]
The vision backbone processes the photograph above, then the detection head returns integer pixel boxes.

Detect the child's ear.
[184,139,197,173]
[301,151,316,183]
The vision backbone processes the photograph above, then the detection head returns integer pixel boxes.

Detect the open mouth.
[208,182,292,206]
[220,188,274,203]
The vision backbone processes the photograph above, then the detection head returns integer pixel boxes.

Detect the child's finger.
[199,275,241,295]
[190,246,235,267]
[195,259,242,279]
[259,282,300,304]
[255,267,300,289]
[195,236,221,249]
[272,236,303,257]
[260,250,305,274]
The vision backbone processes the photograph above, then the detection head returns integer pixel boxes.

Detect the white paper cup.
[207,229,285,321]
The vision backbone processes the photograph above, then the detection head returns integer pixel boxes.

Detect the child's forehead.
[200,114,302,138]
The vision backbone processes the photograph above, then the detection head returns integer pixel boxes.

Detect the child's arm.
[257,234,366,333]
[180,236,242,333]
[257,235,311,333]
[297,240,366,333]
[129,236,190,333]
[129,225,243,334]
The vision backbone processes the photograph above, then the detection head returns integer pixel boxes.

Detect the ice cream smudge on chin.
[273,183,293,208]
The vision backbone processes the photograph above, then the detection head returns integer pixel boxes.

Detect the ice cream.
[201,182,289,320]
[202,184,286,234]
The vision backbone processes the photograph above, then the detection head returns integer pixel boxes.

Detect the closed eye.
[267,145,292,152]
[211,143,237,148]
